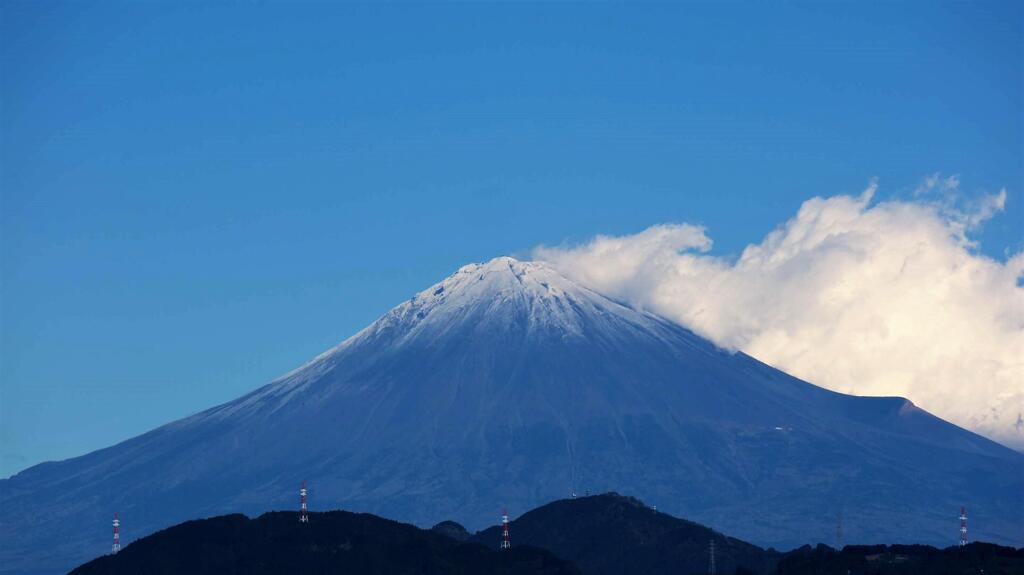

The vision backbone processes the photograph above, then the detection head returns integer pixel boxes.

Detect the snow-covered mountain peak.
[429,256,581,301]
[275,256,650,385]
[402,256,647,331]
[307,256,664,364]
[259,255,672,398]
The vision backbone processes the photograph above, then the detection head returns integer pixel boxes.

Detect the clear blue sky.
[2,2,1021,477]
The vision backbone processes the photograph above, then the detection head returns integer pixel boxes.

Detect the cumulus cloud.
[534,179,1024,450]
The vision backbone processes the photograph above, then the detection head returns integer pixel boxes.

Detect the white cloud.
[534,179,1024,450]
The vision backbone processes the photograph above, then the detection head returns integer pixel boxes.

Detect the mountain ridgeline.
[470,493,776,575]
[2,257,1022,575]
[71,494,1024,575]
[69,509,578,575]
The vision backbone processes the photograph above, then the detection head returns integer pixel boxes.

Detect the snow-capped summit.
[362,255,665,342]
[2,257,1022,575]
[422,255,589,312]
[269,256,681,396]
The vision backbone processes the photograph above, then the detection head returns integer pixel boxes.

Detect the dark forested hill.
[69,494,1023,575]
[68,510,578,575]
[775,542,1024,575]
[471,493,775,575]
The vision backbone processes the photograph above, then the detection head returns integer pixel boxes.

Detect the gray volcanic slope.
[1,257,1021,574]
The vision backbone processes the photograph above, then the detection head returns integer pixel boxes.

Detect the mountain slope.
[2,256,1022,575]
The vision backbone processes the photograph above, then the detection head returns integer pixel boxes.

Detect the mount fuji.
[1,257,1021,574]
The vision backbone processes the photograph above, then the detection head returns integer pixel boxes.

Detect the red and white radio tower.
[111,513,121,554]
[300,482,309,523]
[959,506,967,547]
[500,508,511,550]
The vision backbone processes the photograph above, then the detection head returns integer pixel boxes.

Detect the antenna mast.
[300,482,309,523]
[959,506,967,547]
[111,513,121,554]
[500,508,511,550]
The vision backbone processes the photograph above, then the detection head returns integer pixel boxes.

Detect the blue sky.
[2,1,1021,476]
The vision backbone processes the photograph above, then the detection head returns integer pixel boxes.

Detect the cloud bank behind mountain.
[534,177,1024,449]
